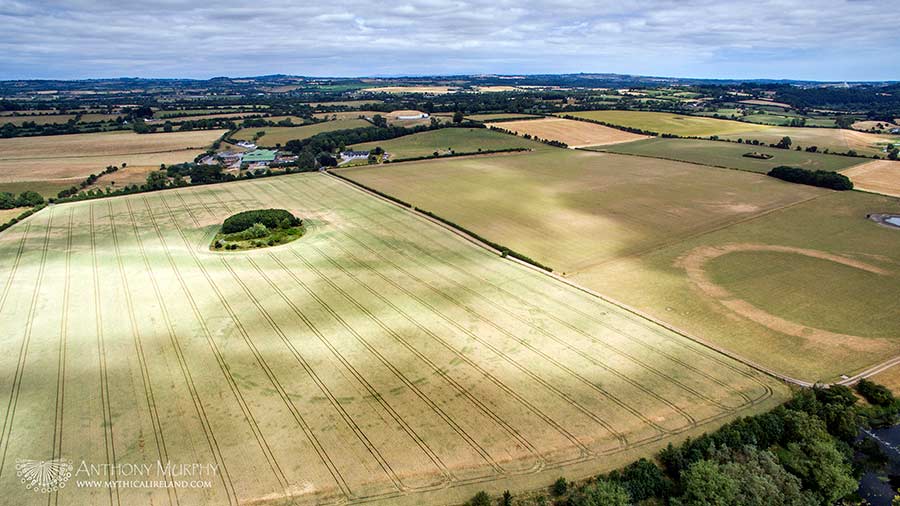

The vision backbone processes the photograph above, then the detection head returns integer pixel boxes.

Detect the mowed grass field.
[350,128,545,159]
[340,149,822,271]
[232,119,371,146]
[564,110,771,137]
[0,130,226,195]
[0,173,785,505]
[594,137,867,173]
[842,160,900,197]
[341,149,900,381]
[491,118,649,148]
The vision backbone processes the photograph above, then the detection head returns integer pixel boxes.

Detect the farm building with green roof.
[242,149,278,163]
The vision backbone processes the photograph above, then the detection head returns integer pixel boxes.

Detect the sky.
[0,0,897,82]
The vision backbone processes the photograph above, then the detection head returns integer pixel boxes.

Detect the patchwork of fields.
[231,119,371,146]
[0,129,227,196]
[340,149,900,381]
[593,137,867,173]
[565,110,897,156]
[350,128,544,159]
[0,174,785,505]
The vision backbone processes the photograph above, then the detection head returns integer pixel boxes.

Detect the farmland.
[563,110,771,137]
[340,149,900,381]
[719,127,897,157]
[593,137,867,173]
[466,113,542,122]
[564,110,897,156]
[231,119,371,146]
[0,173,784,505]
[841,160,900,198]
[350,128,545,159]
[491,118,648,147]
[0,129,226,195]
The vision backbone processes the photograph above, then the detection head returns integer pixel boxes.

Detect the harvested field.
[0,207,29,223]
[719,127,896,157]
[0,130,225,183]
[841,160,900,197]
[0,173,785,505]
[492,118,648,148]
[350,128,545,159]
[1,114,77,126]
[362,86,455,94]
[739,99,793,108]
[564,110,771,137]
[852,120,899,132]
[231,119,371,146]
[594,138,867,173]
[314,111,381,120]
[341,149,900,381]
[871,366,900,395]
[466,113,542,122]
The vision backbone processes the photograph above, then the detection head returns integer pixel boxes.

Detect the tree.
[371,114,387,128]
[609,458,669,501]
[453,111,464,123]
[0,192,15,209]
[145,170,169,190]
[15,191,44,207]
[776,136,792,149]
[468,491,490,506]
[888,148,899,160]
[570,479,631,506]
[551,477,567,496]
[778,411,856,504]
[857,379,895,406]
[316,152,337,167]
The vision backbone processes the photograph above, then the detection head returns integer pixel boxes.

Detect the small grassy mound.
[213,209,304,250]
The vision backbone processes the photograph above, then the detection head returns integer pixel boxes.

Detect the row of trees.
[768,166,854,190]
[467,381,900,506]
[0,190,44,209]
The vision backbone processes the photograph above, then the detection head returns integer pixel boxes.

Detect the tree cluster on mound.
[767,165,854,191]
[222,209,301,234]
[464,381,900,506]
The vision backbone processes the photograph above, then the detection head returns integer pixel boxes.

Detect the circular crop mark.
[677,243,894,351]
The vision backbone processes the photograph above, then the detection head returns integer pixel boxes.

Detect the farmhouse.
[340,150,370,161]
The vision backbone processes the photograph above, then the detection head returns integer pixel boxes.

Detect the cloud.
[0,0,897,80]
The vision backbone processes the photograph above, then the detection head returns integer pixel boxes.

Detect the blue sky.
[0,0,897,81]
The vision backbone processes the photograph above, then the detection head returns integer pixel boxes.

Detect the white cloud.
[0,0,897,80]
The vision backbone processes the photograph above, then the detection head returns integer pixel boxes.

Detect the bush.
[857,379,895,406]
[468,491,491,506]
[221,209,300,234]
[551,476,568,496]
[767,166,853,191]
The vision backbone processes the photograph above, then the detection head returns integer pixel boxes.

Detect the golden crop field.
[0,129,226,183]
[0,173,784,505]
[842,160,900,197]
[491,118,649,147]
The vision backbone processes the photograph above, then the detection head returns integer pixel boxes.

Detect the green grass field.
[593,138,867,173]
[350,128,545,159]
[232,119,371,146]
[564,110,772,137]
[0,173,785,505]
[577,191,900,381]
[340,149,900,382]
